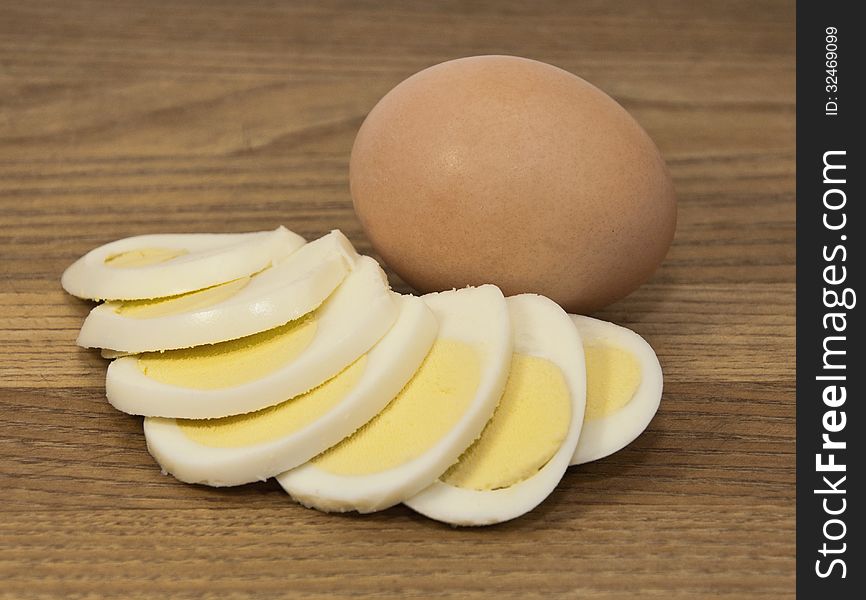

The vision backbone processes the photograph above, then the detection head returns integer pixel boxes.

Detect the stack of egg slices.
[61,227,662,526]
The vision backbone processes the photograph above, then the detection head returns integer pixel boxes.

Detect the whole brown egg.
[350,55,676,313]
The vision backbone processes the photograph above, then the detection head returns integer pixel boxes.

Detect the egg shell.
[570,314,663,465]
[350,55,676,313]
[405,293,586,526]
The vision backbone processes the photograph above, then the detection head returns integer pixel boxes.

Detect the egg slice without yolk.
[276,284,512,514]
[569,314,663,465]
[142,294,438,486]
[404,294,586,526]
[61,227,305,300]
[77,231,359,353]
[104,256,398,419]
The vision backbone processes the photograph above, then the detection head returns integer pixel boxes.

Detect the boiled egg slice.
[569,314,663,465]
[105,256,398,419]
[276,285,511,514]
[404,294,585,526]
[143,294,438,486]
[77,230,358,353]
[61,226,304,300]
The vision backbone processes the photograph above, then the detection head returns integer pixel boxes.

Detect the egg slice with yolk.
[77,230,359,353]
[62,226,304,300]
[142,294,438,486]
[105,256,398,419]
[405,294,586,526]
[276,284,511,514]
[569,314,663,465]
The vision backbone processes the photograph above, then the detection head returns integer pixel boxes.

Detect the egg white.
[276,284,512,514]
[142,294,438,487]
[404,294,586,526]
[104,256,398,419]
[569,315,663,465]
[61,226,304,301]
[77,230,359,353]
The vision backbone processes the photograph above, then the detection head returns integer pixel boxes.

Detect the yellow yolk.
[112,276,251,319]
[137,313,317,389]
[442,354,571,491]
[312,339,481,476]
[104,247,188,267]
[176,357,367,447]
[584,343,641,420]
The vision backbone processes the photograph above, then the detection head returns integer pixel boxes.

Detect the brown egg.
[350,55,676,313]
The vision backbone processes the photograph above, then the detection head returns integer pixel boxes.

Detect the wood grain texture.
[0,1,795,598]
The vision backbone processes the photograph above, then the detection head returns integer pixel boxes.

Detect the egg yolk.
[136,313,317,389]
[175,356,367,447]
[584,343,641,420]
[442,353,571,491]
[104,247,188,267]
[112,276,251,319]
[312,339,480,476]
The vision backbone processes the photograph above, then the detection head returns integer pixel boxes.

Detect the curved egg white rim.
[77,230,359,353]
[276,284,512,514]
[570,314,663,466]
[405,293,586,526]
[104,256,398,419]
[143,294,438,487]
[61,226,304,301]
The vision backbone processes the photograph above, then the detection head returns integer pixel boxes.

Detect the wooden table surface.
[0,2,795,598]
